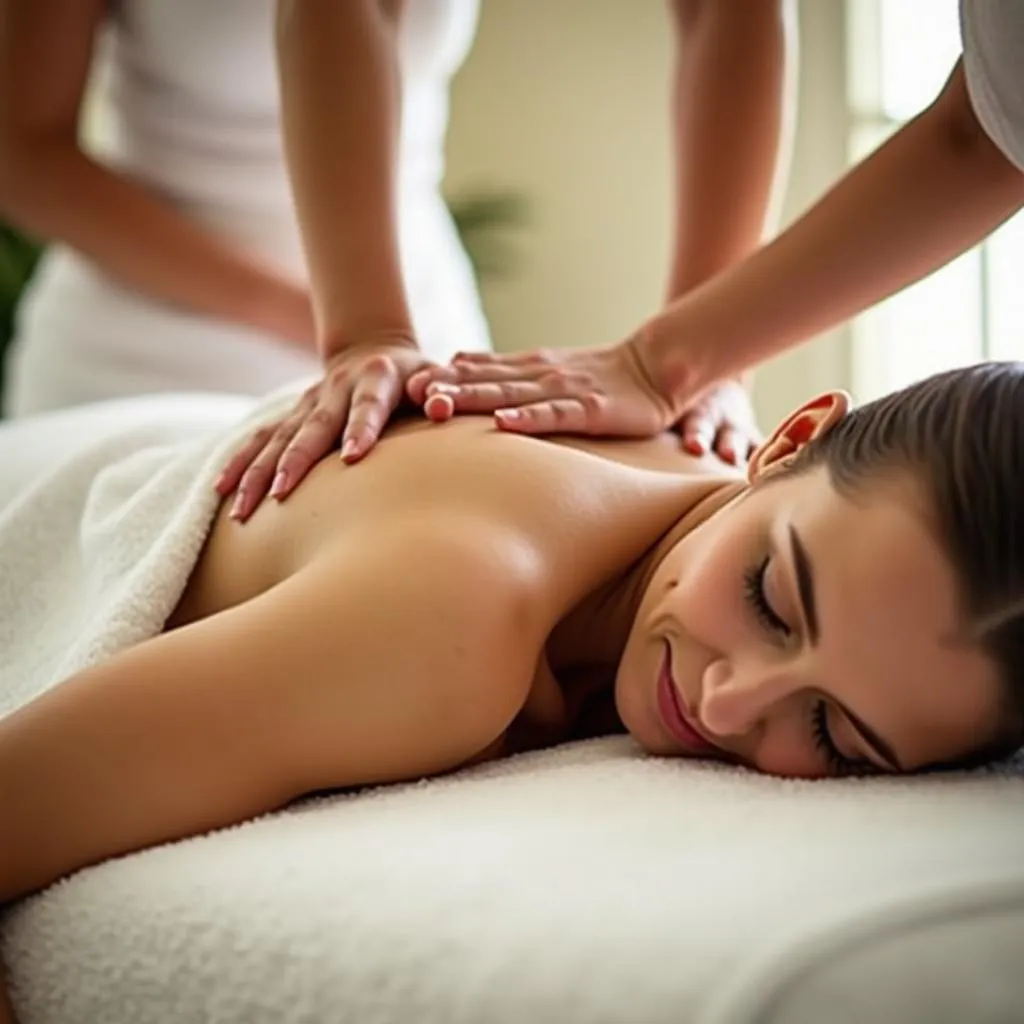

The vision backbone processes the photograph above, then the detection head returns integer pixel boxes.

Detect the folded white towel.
[0,386,299,721]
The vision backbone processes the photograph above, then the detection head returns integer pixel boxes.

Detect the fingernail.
[213,472,228,493]
[229,493,246,520]
[341,439,359,460]
[496,408,519,422]
[429,383,459,395]
[684,440,705,456]
[270,471,289,498]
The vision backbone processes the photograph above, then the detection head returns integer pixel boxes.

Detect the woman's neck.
[547,478,748,687]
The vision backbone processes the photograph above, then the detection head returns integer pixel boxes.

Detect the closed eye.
[743,557,790,636]
[811,700,873,777]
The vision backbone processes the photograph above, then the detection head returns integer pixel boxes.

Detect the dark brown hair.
[793,361,1024,768]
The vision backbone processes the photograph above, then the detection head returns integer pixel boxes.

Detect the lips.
[656,642,717,754]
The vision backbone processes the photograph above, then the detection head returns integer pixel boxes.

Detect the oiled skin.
[171,416,731,746]
[0,415,735,914]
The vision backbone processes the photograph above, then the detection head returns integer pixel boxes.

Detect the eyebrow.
[786,524,903,773]
[787,524,819,645]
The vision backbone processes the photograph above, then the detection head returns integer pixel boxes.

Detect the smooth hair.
[793,361,1024,768]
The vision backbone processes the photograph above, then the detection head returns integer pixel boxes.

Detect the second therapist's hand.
[674,378,762,465]
[215,336,447,522]
[407,339,760,464]
[407,339,677,439]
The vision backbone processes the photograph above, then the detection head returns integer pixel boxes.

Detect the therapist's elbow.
[932,62,1024,188]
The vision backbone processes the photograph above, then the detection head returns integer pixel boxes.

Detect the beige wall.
[445,0,855,428]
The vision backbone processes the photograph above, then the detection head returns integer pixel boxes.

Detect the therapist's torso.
[961,0,1024,174]
[4,0,488,416]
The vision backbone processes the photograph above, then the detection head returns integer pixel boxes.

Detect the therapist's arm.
[664,0,793,300]
[644,61,1024,400]
[0,0,313,346]
[275,0,416,358]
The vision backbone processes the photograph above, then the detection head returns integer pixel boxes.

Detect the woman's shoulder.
[184,416,727,629]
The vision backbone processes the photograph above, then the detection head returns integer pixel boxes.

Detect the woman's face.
[616,459,1003,778]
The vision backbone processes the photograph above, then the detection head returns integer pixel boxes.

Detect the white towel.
[0,385,301,721]
[2,392,1024,1024]
[3,739,1024,1024]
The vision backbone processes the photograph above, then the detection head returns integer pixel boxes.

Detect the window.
[846,0,1024,401]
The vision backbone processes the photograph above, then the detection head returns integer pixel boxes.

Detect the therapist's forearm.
[665,0,793,300]
[275,0,415,360]
[645,63,1024,400]
[0,143,311,345]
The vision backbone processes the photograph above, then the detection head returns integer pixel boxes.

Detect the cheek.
[751,723,824,779]
[671,534,749,652]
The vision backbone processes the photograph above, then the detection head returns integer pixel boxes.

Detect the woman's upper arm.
[0,0,106,164]
[0,524,541,902]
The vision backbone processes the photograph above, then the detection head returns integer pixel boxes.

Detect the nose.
[698,656,801,739]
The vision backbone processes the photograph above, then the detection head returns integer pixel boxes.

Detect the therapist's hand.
[215,336,451,521]
[674,378,762,464]
[407,339,677,439]
[407,341,760,464]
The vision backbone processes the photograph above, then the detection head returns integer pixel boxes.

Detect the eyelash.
[811,700,870,777]
[744,558,869,777]
[742,557,790,636]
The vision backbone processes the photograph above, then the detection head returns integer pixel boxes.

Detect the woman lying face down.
[618,367,1022,777]
[0,363,1022,913]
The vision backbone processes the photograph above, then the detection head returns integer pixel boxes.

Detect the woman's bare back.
[0,416,736,906]
[168,416,734,753]
[171,416,730,635]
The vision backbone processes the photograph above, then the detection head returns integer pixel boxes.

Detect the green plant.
[1,225,42,339]
[0,226,43,402]
[447,189,529,282]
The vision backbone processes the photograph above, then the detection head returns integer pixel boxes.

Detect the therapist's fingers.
[230,416,305,521]
[424,377,578,414]
[405,367,434,405]
[678,408,717,458]
[494,396,609,435]
[416,360,548,396]
[452,348,557,366]
[270,385,353,495]
[339,353,404,463]
[215,424,277,497]
[712,425,742,467]
[409,357,558,403]
[422,390,455,422]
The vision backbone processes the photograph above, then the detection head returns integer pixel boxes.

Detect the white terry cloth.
[2,739,1023,1024]
[2,392,1024,1023]
[0,384,301,721]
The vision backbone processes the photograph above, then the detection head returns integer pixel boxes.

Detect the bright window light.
[847,0,1024,401]
[879,0,962,119]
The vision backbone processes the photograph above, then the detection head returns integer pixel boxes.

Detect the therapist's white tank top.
[3,0,489,417]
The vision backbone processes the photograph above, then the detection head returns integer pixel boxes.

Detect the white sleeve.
[960,0,1024,171]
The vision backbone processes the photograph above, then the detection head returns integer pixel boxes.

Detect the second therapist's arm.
[643,62,1024,402]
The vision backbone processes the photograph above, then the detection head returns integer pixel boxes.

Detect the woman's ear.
[748,390,850,484]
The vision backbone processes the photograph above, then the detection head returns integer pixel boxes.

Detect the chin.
[614,660,676,757]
